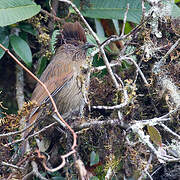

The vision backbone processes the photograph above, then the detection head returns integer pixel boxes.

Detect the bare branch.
[16,64,26,136]
[92,74,129,110]
[1,161,24,171]
[121,3,129,37]
[22,161,48,180]
[119,56,149,85]
[58,0,120,89]
[0,43,77,170]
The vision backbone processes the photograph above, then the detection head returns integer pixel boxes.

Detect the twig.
[0,117,38,138]
[4,122,57,147]
[105,167,113,180]
[41,9,63,23]
[138,153,153,180]
[131,123,180,163]
[121,4,129,37]
[130,110,180,163]
[161,38,180,62]
[160,123,180,140]
[23,161,48,180]
[35,149,76,172]
[92,62,119,71]
[141,0,146,21]
[119,56,149,85]
[59,0,120,89]
[1,161,24,171]
[16,64,26,136]
[100,15,152,49]
[0,43,77,170]
[92,74,128,110]
[74,119,125,132]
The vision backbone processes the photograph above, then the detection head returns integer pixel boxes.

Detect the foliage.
[0,0,40,26]
[0,0,40,67]
[74,0,150,24]
[10,35,32,68]
[90,151,99,166]
[0,0,180,179]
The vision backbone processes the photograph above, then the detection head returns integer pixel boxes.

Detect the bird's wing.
[32,52,73,105]
[29,52,74,122]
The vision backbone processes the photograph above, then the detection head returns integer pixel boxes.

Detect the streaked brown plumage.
[26,22,94,138]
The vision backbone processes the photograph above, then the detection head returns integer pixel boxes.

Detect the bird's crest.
[55,22,87,49]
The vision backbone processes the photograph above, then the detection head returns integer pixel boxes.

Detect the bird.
[23,22,95,151]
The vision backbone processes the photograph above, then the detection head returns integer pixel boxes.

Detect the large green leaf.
[164,1,180,18]
[0,27,9,59]
[10,35,32,68]
[90,151,99,166]
[19,23,37,36]
[37,56,48,77]
[74,0,150,24]
[0,0,41,27]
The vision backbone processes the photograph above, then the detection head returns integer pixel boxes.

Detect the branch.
[0,43,77,170]
[22,161,48,180]
[16,64,26,136]
[121,4,129,37]
[41,9,63,23]
[58,0,120,89]
[119,56,149,86]
[1,161,24,171]
[92,74,129,110]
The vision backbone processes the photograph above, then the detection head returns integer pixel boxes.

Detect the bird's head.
[55,22,95,52]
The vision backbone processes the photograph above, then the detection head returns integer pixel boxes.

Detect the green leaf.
[175,0,180,3]
[74,0,150,24]
[90,151,99,166]
[160,1,180,18]
[112,19,120,35]
[37,56,48,77]
[51,177,66,180]
[90,176,99,180]
[86,34,112,53]
[19,23,37,36]
[51,30,59,54]
[0,0,41,27]
[0,27,9,59]
[95,19,105,37]
[10,35,32,68]
[124,22,133,34]
[170,2,180,18]
[147,125,162,146]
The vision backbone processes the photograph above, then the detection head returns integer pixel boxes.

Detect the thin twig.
[119,56,149,85]
[23,161,48,180]
[100,15,152,48]
[0,117,38,138]
[121,3,129,37]
[74,119,123,132]
[4,122,57,147]
[92,74,128,110]
[0,43,77,170]
[59,0,120,89]
[138,153,153,180]
[141,0,146,21]
[161,38,180,62]
[160,123,180,140]
[1,161,24,171]
[41,9,63,23]
[16,64,26,136]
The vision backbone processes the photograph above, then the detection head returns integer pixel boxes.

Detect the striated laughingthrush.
[26,22,94,139]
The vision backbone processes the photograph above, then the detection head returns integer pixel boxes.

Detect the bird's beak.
[83,42,95,50]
